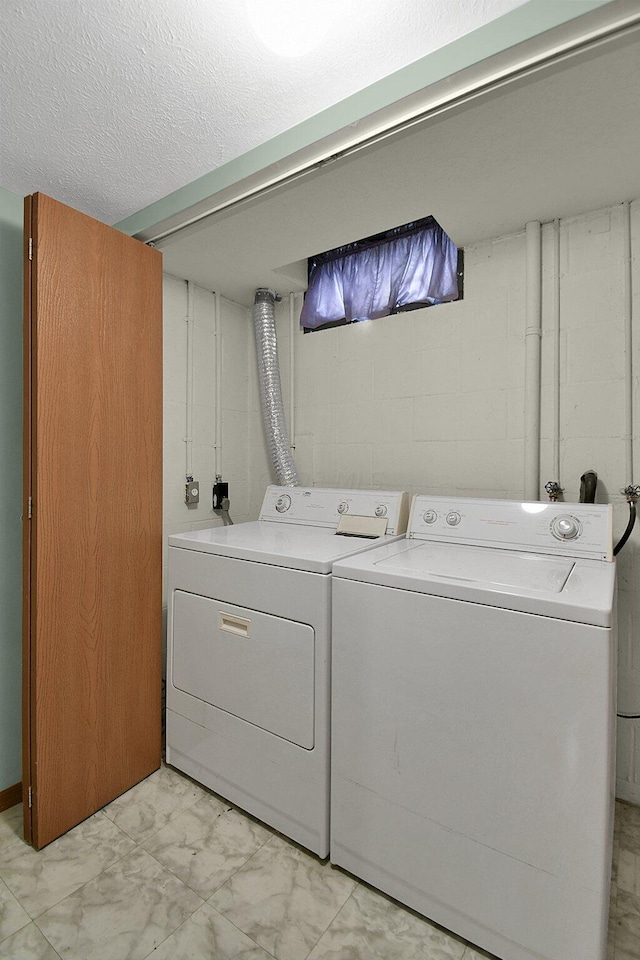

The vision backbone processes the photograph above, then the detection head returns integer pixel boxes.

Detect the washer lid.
[332,539,616,626]
[380,542,575,593]
[168,521,403,574]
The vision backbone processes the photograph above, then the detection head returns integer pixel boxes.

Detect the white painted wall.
[162,278,253,608]
[290,237,525,498]
[163,197,640,803]
[251,200,640,802]
[0,186,24,792]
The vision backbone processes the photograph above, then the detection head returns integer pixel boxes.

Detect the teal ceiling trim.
[115,0,613,238]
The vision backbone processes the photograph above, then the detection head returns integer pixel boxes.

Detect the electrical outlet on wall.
[185,479,199,505]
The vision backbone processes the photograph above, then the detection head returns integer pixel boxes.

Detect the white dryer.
[166,485,408,858]
[331,496,616,960]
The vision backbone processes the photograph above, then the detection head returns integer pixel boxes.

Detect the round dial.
[550,515,582,541]
[337,501,349,515]
[423,510,437,524]
[275,494,291,513]
[446,511,461,526]
[375,505,387,517]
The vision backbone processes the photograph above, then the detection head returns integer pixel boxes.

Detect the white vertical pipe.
[619,202,638,796]
[214,291,223,479]
[623,201,633,484]
[524,220,542,501]
[185,281,195,478]
[289,294,296,451]
[552,219,561,484]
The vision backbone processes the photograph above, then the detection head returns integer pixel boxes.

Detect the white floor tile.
[102,765,207,843]
[210,835,356,960]
[0,812,135,918]
[35,846,203,960]
[0,774,636,960]
[145,902,274,959]
[614,889,640,960]
[618,850,640,899]
[0,922,60,959]
[307,883,466,960]
[0,877,30,942]
[142,798,271,899]
[0,804,23,854]
[620,802,640,857]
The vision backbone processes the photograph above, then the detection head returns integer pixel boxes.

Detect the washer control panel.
[260,486,410,535]
[408,496,612,561]
[550,515,582,541]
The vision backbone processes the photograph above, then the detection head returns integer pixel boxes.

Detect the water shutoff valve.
[545,481,563,502]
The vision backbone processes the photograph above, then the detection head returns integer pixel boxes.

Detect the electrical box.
[185,480,199,505]
[213,479,228,510]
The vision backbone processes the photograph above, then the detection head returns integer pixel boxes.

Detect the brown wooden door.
[23,193,163,849]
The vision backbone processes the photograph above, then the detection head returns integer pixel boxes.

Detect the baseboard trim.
[0,782,22,812]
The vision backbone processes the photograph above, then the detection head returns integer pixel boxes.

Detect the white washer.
[166,485,409,858]
[331,496,616,960]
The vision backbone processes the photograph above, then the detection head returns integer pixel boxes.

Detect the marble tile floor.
[0,765,637,960]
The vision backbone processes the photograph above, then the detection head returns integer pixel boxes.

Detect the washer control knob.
[423,510,437,524]
[551,515,581,541]
[375,504,387,517]
[275,494,291,513]
[446,511,461,526]
[337,501,349,515]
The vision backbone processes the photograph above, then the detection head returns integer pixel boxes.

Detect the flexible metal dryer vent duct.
[253,288,300,486]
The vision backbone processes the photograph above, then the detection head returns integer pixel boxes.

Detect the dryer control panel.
[408,496,613,561]
[260,486,409,536]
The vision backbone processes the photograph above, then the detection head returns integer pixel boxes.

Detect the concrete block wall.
[290,232,526,500]
[537,204,640,803]
[163,199,640,802]
[246,199,640,802]
[162,278,252,607]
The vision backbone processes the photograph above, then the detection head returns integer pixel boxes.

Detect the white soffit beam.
[126,0,639,245]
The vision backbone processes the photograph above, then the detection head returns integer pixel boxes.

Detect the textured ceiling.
[0,0,526,224]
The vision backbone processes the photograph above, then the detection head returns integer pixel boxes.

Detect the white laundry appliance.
[331,495,616,960]
[166,485,409,858]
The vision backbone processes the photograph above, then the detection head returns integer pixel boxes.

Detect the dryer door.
[172,591,315,748]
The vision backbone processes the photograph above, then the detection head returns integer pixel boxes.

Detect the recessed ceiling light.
[245,0,338,57]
